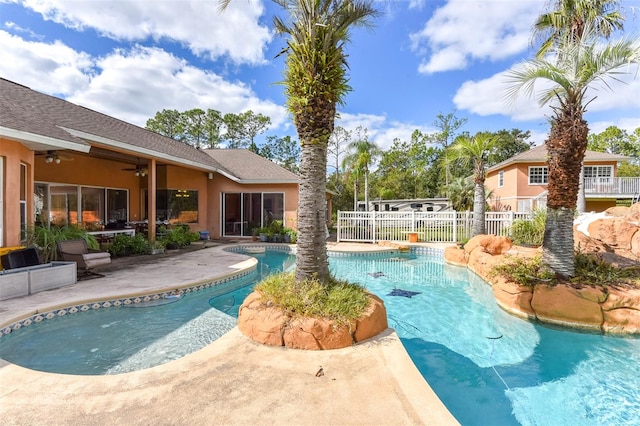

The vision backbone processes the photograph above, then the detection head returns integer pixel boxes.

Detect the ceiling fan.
[122,159,148,176]
[36,150,73,164]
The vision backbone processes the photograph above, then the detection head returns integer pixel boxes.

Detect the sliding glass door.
[222,192,284,237]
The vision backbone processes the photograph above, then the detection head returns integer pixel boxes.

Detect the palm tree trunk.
[543,102,588,277]
[296,141,330,283]
[364,171,369,211]
[471,182,486,236]
[542,207,575,277]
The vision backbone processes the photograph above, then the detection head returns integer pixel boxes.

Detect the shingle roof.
[487,144,630,172]
[204,149,299,183]
[0,78,222,172]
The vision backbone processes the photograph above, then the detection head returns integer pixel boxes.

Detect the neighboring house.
[485,144,637,212]
[0,78,316,248]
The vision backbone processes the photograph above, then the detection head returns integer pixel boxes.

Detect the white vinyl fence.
[336,211,532,243]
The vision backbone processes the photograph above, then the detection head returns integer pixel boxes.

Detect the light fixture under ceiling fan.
[122,159,148,177]
[36,150,73,164]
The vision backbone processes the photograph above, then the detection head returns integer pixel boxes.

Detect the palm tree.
[342,130,382,211]
[445,134,499,236]
[507,24,640,277]
[533,0,625,213]
[447,177,474,211]
[220,0,379,282]
[533,0,624,58]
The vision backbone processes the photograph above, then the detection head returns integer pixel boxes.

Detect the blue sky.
[1,0,639,151]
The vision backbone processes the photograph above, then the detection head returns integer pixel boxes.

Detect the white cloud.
[453,63,640,122]
[589,117,640,135]
[68,46,287,127]
[410,0,544,74]
[0,30,93,94]
[335,112,436,151]
[0,29,287,129]
[21,0,271,64]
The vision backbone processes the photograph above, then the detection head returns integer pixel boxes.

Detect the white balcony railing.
[583,177,640,196]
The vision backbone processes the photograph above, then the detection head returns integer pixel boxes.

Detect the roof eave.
[61,127,219,172]
[0,126,91,153]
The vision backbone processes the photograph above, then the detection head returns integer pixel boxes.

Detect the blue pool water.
[1,249,639,425]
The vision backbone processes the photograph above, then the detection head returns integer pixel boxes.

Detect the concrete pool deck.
[0,242,459,425]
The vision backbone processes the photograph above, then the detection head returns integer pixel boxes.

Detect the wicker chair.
[57,239,111,276]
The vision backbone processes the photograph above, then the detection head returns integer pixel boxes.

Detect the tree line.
[146,108,300,173]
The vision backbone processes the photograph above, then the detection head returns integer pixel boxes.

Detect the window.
[20,163,27,241]
[42,184,128,227]
[498,171,504,188]
[156,189,199,223]
[584,166,612,178]
[528,166,548,184]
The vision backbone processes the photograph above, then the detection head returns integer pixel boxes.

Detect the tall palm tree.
[533,0,625,213]
[220,0,379,283]
[533,0,624,58]
[445,134,499,236]
[507,24,640,277]
[342,133,382,211]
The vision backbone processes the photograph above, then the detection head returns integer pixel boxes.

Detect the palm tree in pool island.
[507,23,640,277]
[220,0,379,283]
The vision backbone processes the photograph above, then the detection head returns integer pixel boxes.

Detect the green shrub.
[509,209,546,246]
[161,225,199,249]
[490,255,554,287]
[255,272,370,326]
[26,224,98,263]
[573,251,639,286]
[108,234,151,257]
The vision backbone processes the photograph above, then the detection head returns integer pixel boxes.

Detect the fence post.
[372,210,376,243]
[411,210,415,232]
[337,210,341,242]
[453,211,457,243]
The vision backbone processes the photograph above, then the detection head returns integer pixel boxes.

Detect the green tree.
[146,108,223,148]
[532,0,624,57]
[588,126,640,158]
[445,134,500,236]
[146,109,184,140]
[223,110,271,151]
[245,0,380,283]
[261,135,301,174]
[447,177,474,211]
[342,127,382,211]
[181,108,207,148]
[507,23,640,277]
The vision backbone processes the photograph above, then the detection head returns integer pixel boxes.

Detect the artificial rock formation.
[444,206,640,334]
[237,291,388,350]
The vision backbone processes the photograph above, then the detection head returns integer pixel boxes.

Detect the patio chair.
[57,239,111,277]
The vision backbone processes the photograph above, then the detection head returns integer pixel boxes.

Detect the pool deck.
[0,242,459,425]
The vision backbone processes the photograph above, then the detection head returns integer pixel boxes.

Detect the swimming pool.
[1,249,638,425]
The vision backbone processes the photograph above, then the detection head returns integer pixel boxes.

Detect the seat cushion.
[83,252,111,261]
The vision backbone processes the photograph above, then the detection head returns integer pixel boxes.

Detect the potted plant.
[258,227,269,242]
[150,240,166,255]
[251,228,259,241]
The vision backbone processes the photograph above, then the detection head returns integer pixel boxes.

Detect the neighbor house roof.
[204,149,299,183]
[0,78,298,184]
[487,144,630,173]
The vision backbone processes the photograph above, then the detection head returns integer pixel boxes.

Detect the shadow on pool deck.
[0,242,458,426]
